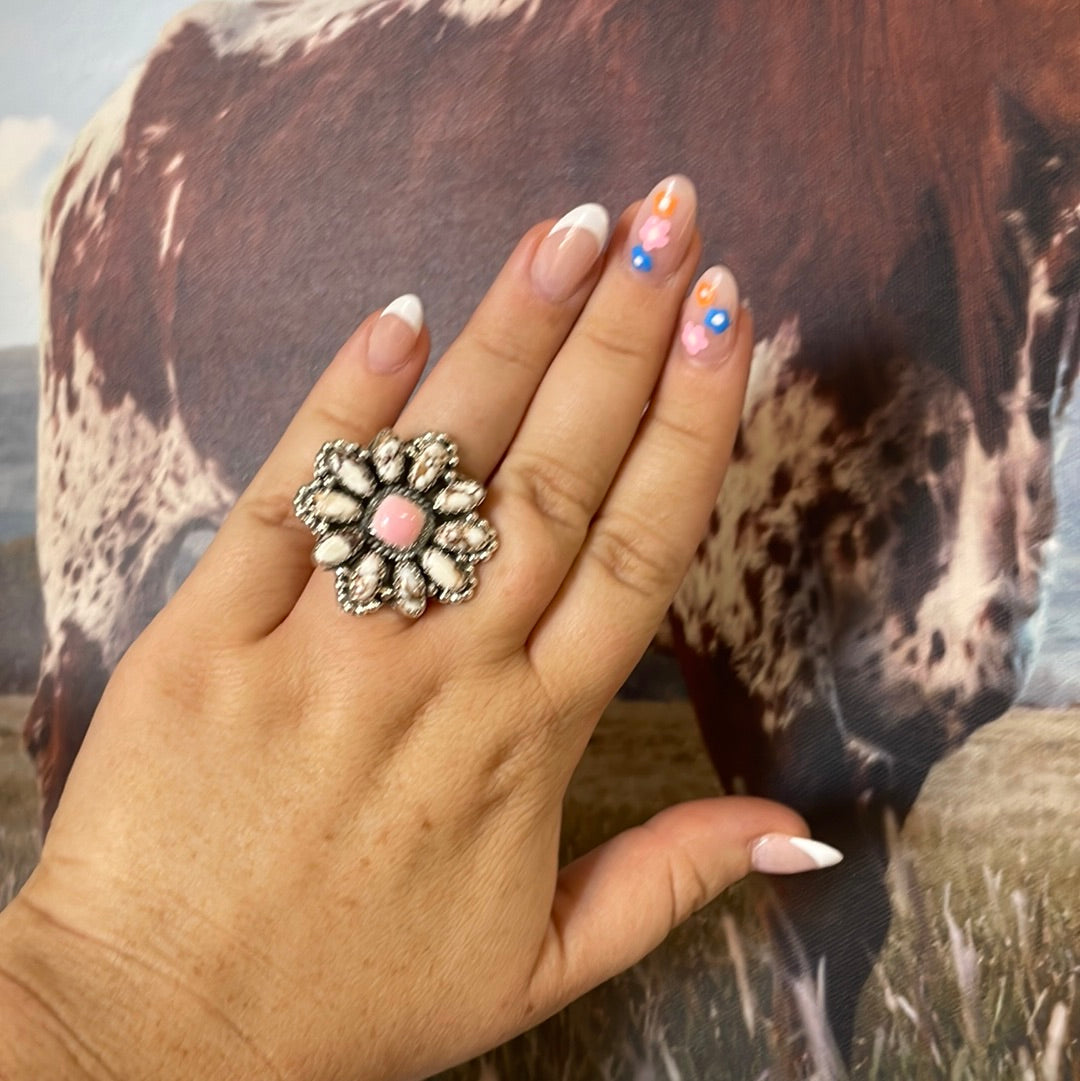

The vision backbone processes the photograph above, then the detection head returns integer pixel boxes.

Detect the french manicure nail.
[531,203,610,303]
[626,175,697,280]
[368,294,423,373]
[678,266,740,364]
[750,834,844,875]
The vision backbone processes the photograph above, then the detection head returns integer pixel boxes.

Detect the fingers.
[526,798,842,1019]
[396,205,611,479]
[287,180,700,635]
[528,268,753,718]
[174,299,429,641]
[486,177,701,631]
[284,205,615,632]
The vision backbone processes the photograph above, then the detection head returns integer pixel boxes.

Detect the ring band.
[294,430,497,618]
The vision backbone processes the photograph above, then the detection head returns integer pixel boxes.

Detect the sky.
[0,0,190,347]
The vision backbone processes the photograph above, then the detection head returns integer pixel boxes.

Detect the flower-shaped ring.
[294,430,497,618]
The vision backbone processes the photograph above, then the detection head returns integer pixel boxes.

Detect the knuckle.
[307,400,366,440]
[666,847,714,925]
[511,450,599,536]
[234,486,310,539]
[637,816,715,929]
[579,320,652,369]
[114,632,229,717]
[650,406,708,454]
[470,325,541,378]
[587,513,683,598]
[475,725,550,812]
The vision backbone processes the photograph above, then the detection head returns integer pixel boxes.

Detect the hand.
[0,177,837,1081]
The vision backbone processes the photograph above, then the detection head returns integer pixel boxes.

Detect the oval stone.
[421,547,465,593]
[312,532,356,568]
[433,479,484,514]
[408,440,451,491]
[335,456,375,497]
[394,561,427,618]
[371,430,404,482]
[434,517,493,555]
[312,488,362,523]
[464,521,492,549]
[349,551,385,606]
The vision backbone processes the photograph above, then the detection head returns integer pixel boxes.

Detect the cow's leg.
[764,805,892,1071]
[675,632,905,1067]
[766,713,930,1070]
[23,623,110,834]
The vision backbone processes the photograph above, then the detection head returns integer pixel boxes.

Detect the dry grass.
[448,704,1080,1081]
[0,695,39,906]
[851,709,1080,1081]
[0,696,1076,1079]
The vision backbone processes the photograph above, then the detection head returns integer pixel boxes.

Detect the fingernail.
[678,265,739,364]
[531,203,610,303]
[750,834,844,874]
[368,294,423,373]
[626,174,697,280]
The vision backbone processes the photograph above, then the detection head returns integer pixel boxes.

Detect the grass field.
[1,696,1076,1079]
[0,695,38,906]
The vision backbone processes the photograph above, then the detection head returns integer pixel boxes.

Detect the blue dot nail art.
[705,307,731,334]
[631,245,653,272]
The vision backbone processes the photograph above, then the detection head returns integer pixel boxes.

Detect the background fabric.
[1,1,1078,1077]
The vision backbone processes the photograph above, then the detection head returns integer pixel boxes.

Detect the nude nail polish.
[531,203,610,303]
[678,266,740,364]
[750,834,844,874]
[368,294,423,373]
[626,175,697,280]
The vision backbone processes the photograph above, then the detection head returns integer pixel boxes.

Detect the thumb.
[527,797,843,1015]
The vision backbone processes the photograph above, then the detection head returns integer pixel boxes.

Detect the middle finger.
[395,203,612,480]
[487,175,700,628]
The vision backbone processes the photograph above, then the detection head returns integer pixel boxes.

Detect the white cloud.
[0,115,63,188]
[0,113,70,347]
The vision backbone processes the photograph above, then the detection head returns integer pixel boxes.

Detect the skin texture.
[0,184,814,1081]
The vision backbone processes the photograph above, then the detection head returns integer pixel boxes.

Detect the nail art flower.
[695,280,716,306]
[654,189,678,216]
[705,308,731,334]
[639,214,671,252]
[294,430,497,618]
[681,322,709,356]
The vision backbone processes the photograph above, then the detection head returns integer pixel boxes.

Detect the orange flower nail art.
[695,280,716,306]
[654,189,678,216]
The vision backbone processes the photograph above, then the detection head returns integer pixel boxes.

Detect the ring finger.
[483,175,701,637]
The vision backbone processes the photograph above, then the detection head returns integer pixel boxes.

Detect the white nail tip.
[547,203,610,248]
[381,293,424,334]
[787,837,844,868]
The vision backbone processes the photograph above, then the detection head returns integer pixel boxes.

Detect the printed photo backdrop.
[1,2,1078,1077]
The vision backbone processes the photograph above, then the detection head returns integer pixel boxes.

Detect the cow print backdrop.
[12,0,1080,1076]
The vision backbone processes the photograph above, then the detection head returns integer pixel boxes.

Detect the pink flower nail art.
[638,214,671,252]
[681,321,708,356]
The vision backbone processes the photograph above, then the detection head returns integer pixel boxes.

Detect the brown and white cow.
[26,0,1080,1066]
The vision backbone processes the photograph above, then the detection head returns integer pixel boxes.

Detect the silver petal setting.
[394,560,428,619]
[407,433,456,492]
[432,515,496,561]
[335,456,375,497]
[313,531,359,568]
[371,429,405,483]
[433,478,484,515]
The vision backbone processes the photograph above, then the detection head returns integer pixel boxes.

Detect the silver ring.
[294,430,497,618]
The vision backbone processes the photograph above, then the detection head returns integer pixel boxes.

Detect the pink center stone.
[370,493,426,548]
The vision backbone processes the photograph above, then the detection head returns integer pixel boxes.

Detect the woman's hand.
[0,177,837,1081]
